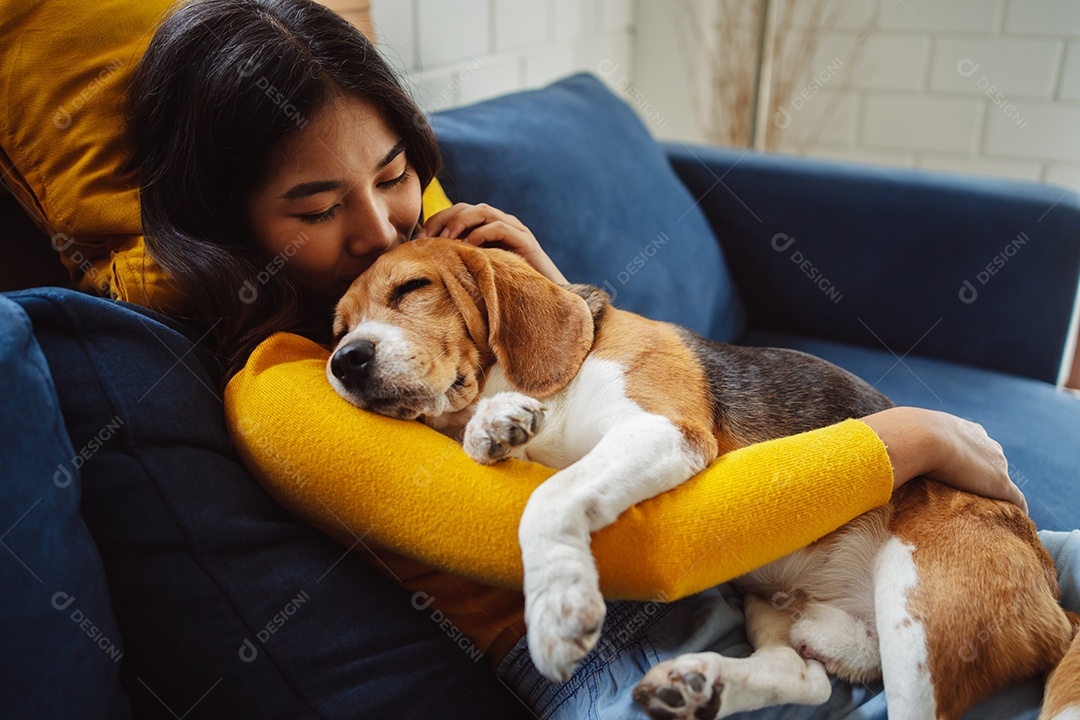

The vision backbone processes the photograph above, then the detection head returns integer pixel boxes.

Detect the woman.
[124,1,1033,717]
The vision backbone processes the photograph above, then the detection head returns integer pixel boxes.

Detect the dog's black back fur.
[678,329,894,445]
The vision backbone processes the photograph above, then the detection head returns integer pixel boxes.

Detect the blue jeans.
[499,530,1080,720]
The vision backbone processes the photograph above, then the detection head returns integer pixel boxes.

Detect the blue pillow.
[0,295,130,720]
[7,288,530,720]
[432,73,746,342]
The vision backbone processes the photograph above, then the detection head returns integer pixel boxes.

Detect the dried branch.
[679,0,874,151]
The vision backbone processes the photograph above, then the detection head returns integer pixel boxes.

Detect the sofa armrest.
[666,143,1080,384]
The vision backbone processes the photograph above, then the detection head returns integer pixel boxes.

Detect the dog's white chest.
[480,357,644,470]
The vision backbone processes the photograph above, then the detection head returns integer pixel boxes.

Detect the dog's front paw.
[463,393,546,464]
[525,567,606,682]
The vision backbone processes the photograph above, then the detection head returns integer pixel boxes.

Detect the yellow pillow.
[0,0,177,308]
[227,331,895,599]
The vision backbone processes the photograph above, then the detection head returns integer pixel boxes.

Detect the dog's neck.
[562,283,609,342]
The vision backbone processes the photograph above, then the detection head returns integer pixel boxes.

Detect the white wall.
[370,0,635,114]
[633,0,1080,188]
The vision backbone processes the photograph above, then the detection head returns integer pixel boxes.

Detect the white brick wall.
[782,0,1080,184]
[370,0,635,115]
[366,1,1080,188]
[634,0,1080,188]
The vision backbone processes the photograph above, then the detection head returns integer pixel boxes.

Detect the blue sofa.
[3,74,1079,719]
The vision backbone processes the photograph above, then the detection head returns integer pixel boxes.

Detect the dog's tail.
[1041,611,1080,720]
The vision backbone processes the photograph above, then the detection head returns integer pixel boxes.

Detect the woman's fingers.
[418,203,524,240]
[928,415,1028,513]
[455,220,527,249]
[417,202,568,284]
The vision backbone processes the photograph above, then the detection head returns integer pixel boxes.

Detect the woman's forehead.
[265,94,399,182]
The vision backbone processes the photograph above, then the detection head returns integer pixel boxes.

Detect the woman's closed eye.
[297,204,340,224]
[378,166,410,189]
[294,168,409,225]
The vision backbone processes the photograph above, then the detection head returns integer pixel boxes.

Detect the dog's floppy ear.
[454,245,594,398]
[435,252,492,357]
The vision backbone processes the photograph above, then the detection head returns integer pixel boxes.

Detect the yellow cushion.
[0,0,176,307]
[0,0,449,312]
[422,172,453,219]
[226,331,895,600]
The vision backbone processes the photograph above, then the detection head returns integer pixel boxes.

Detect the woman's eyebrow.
[279,179,342,201]
[377,139,406,170]
[278,140,406,201]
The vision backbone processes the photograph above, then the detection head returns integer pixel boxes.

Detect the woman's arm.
[415,192,1025,513]
[410,194,1019,511]
[224,332,1021,602]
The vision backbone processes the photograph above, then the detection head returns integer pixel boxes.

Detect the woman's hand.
[859,406,1027,513]
[417,202,568,285]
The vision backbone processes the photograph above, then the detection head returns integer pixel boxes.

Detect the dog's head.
[327,239,595,420]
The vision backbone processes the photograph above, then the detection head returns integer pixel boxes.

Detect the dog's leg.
[634,594,832,719]
[873,536,937,720]
[788,601,880,684]
[462,392,546,464]
[519,413,706,682]
[1043,617,1080,720]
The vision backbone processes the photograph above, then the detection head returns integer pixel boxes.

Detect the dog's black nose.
[331,339,376,387]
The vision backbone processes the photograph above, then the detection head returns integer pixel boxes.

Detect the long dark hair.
[125,0,441,384]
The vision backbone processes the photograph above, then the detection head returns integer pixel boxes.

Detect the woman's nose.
[346,196,396,256]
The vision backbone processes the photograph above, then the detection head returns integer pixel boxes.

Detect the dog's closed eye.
[389,278,433,307]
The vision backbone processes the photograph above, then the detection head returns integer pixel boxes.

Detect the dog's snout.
[331,339,376,387]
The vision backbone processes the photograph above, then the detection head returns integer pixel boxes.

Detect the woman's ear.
[459,246,594,398]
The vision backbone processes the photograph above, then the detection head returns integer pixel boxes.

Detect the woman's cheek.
[284,227,339,278]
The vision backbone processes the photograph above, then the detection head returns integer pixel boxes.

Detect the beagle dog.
[327,238,1080,720]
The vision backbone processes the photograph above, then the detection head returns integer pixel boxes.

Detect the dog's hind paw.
[634,654,724,720]
[635,648,831,718]
[463,392,546,464]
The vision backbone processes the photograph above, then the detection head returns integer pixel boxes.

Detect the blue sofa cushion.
[7,287,530,720]
[743,330,1080,533]
[431,73,746,343]
[0,295,131,720]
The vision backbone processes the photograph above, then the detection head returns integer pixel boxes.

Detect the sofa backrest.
[431,73,746,343]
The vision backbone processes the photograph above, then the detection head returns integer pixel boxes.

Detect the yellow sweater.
[224,333,893,665]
